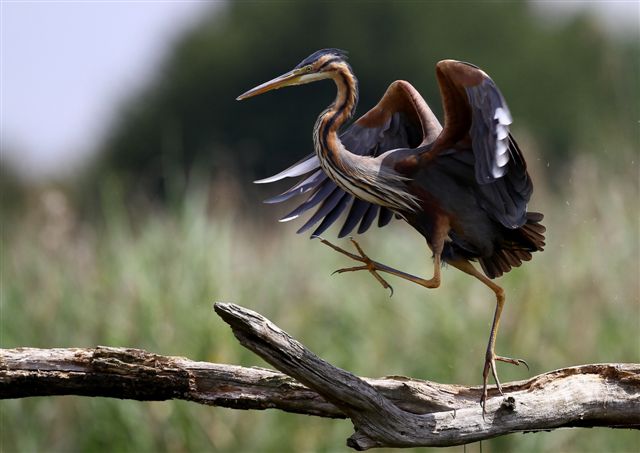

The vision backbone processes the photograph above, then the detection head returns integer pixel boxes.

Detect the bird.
[237,48,545,413]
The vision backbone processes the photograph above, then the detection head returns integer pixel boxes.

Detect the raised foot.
[480,352,529,416]
[313,236,394,296]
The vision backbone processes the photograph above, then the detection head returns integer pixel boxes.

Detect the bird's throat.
[314,68,358,170]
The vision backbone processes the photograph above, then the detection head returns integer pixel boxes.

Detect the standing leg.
[449,259,528,414]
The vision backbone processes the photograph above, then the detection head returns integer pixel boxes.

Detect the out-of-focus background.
[2,1,638,451]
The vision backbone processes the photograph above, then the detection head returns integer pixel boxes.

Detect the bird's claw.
[480,351,528,417]
[317,236,394,296]
[331,264,394,296]
[331,265,367,276]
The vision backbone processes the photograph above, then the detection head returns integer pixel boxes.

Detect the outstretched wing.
[430,60,533,228]
[256,80,442,237]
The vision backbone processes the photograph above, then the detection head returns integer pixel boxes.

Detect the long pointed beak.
[236,70,302,101]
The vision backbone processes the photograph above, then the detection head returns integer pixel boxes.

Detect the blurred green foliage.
[0,162,26,220]
[88,1,638,203]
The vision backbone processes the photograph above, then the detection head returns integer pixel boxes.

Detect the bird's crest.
[295,48,348,69]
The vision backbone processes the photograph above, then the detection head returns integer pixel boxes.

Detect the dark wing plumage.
[465,78,513,183]
[256,80,442,237]
[431,60,533,229]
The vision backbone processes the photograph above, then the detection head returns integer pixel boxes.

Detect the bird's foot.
[480,350,528,416]
[314,236,394,296]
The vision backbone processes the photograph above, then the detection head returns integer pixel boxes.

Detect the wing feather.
[466,79,513,183]
[378,207,394,227]
[279,180,336,222]
[264,170,324,204]
[358,205,379,234]
[310,194,353,237]
[295,187,346,233]
[254,154,319,183]
[338,199,370,238]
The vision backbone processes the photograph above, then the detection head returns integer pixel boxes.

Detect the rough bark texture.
[1,302,638,449]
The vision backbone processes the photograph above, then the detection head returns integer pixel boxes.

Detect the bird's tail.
[479,212,546,279]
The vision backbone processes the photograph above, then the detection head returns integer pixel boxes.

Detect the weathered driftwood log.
[1,302,638,450]
[212,303,640,449]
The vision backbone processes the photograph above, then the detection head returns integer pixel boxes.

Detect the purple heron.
[237,49,545,412]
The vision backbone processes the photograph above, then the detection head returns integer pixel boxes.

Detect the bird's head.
[237,49,350,100]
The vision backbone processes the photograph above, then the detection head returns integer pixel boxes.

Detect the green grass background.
[2,156,639,452]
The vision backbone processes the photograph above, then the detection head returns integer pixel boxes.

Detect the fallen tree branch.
[1,302,638,450]
[212,303,640,449]
[0,346,341,416]
[0,346,474,417]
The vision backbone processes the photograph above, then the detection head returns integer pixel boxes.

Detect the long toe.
[369,270,393,296]
[332,265,369,275]
[495,355,530,370]
[330,263,393,294]
[480,361,491,416]
[318,238,363,262]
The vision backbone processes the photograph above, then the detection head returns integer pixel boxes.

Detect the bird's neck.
[327,69,359,130]
[312,68,419,213]
[313,67,358,171]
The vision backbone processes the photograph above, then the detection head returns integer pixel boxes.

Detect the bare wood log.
[1,302,638,450]
[212,302,640,449]
[0,347,341,416]
[0,346,477,414]
[0,346,473,417]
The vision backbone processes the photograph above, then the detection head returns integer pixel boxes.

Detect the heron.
[237,48,545,412]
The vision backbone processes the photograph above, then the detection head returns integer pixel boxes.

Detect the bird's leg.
[315,236,444,296]
[449,259,528,415]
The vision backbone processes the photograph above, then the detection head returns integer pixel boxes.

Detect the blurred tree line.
[74,1,637,206]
